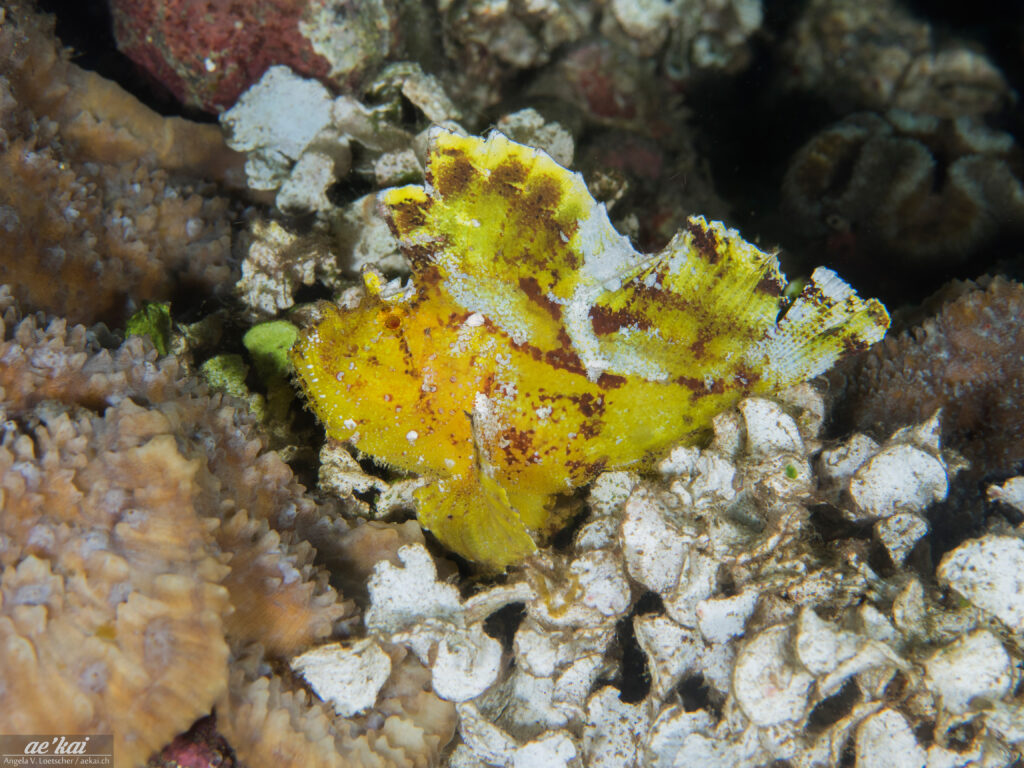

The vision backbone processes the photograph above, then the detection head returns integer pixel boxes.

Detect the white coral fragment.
[855,709,926,768]
[848,443,948,520]
[988,476,1024,514]
[291,638,392,717]
[737,398,805,458]
[528,550,631,628]
[924,630,1013,715]
[732,624,813,726]
[875,512,929,565]
[365,544,462,633]
[818,432,880,485]
[397,621,502,702]
[645,705,756,768]
[695,590,758,643]
[512,731,579,768]
[583,686,649,768]
[634,615,702,701]
[794,607,906,697]
[937,535,1024,633]
[457,702,518,766]
[620,487,689,593]
[221,66,335,191]
[276,150,339,212]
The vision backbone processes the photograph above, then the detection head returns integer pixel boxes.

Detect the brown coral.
[0,1,240,327]
[833,275,1024,480]
[781,111,1024,296]
[0,288,354,766]
[781,0,1011,118]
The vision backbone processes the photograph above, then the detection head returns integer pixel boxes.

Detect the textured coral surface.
[0,288,355,766]
[0,1,239,327]
[836,276,1024,480]
[110,0,330,112]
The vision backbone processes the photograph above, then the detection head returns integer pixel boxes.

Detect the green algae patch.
[200,354,251,400]
[126,302,173,355]
[243,321,299,381]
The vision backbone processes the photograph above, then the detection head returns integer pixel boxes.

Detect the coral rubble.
[332,387,1024,766]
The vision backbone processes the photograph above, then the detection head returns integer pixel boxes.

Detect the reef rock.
[110,0,396,112]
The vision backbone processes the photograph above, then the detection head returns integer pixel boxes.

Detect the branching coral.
[0,1,239,327]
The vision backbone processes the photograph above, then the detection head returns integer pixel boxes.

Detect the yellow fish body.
[291,129,889,569]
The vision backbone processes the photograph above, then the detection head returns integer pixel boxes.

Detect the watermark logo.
[0,735,112,766]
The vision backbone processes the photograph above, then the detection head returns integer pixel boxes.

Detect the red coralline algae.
[110,0,333,112]
[152,715,235,768]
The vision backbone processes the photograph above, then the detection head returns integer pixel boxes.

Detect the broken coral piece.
[291,128,889,568]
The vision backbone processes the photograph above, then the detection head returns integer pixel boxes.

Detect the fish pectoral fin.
[415,474,538,570]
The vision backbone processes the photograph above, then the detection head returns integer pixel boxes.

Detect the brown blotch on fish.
[433,154,476,198]
[690,327,715,360]
[524,175,563,211]
[500,426,536,462]
[489,159,530,196]
[388,199,430,235]
[573,393,604,418]
[596,372,627,389]
[589,303,652,336]
[686,219,720,264]
[519,276,562,321]
[757,273,785,297]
